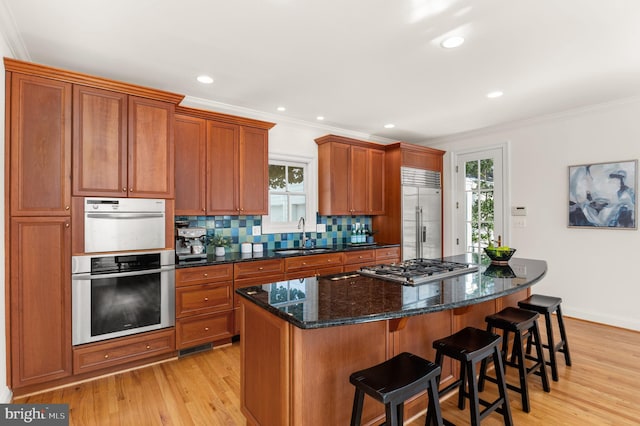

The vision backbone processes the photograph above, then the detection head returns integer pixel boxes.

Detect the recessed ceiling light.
[196,75,214,84]
[384,124,395,129]
[277,106,286,112]
[316,116,325,121]
[486,91,504,99]
[441,36,465,49]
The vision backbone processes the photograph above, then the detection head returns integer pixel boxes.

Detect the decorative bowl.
[483,264,516,278]
[483,247,516,265]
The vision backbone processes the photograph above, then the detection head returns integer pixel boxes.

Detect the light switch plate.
[252,225,261,236]
[511,206,527,216]
[316,224,326,233]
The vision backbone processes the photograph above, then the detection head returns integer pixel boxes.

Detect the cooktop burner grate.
[358,258,479,285]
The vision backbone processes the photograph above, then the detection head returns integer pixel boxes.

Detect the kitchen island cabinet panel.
[10,73,71,216]
[10,217,72,388]
[174,114,206,214]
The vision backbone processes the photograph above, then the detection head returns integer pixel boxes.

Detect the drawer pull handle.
[204,327,209,331]
[146,345,151,350]
[104,354,109,359]
[258,267,263,270]
[204,297,209,302]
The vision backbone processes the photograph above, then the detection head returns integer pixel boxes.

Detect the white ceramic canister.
[241,242,252,253]
[253,243,263,253]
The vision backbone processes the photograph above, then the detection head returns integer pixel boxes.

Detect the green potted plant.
[209,233,230,256]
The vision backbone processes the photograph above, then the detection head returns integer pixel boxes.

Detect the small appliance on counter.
[176,227,207,262]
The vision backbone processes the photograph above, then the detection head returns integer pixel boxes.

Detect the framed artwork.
[568,159,637,229]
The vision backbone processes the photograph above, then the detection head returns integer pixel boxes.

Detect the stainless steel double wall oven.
[72,198,175,346]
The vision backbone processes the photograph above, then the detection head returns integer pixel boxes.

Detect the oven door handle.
[86,212,164,219]
[71,265,175,280]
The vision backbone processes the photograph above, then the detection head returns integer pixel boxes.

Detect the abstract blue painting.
[569,160,637,229]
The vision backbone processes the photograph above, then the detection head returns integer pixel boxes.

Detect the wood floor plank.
[12,317,640,425]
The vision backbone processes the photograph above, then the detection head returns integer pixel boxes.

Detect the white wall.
[428,98,640,331]
[0,35,12,402]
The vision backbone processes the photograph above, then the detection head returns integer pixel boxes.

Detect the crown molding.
[180,95,397,145]
[425,95,640,147]
[0,1,30,60]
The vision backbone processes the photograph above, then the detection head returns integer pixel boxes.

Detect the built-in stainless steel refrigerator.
[401,167,442,260]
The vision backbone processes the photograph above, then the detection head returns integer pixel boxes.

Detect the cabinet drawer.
[176,263,233,287]
[343,250,375,265]
[234,259,284,279]
[176,311,234,349]
[73,328,175,375]
[285,253,344,271]
[375,247,401,263]
[176,282,233,318]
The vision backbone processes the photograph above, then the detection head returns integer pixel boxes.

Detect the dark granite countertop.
[236,254,547,329]
[175,243,399,269]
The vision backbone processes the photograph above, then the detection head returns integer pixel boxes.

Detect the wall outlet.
[252,225,261,236]
[316,224,326,233]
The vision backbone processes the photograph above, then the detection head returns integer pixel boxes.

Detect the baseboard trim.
[0,385,13,403]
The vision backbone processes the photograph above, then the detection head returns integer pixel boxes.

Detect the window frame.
[262,153,317,234]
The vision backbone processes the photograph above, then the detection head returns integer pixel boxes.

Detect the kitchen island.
[236,255,547,425]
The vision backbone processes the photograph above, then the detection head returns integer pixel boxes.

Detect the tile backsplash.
[175,214,373,252]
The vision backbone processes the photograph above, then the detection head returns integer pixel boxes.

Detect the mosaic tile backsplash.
[175,214,373,253]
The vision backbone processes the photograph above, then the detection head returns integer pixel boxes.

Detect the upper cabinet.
[316,135,385,215]
[73,86,175,198]
[174,106,275,216]
[9,73,71,216]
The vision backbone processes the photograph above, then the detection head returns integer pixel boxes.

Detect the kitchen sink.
[274,248,332,255]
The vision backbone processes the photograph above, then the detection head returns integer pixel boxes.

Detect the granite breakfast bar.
[236,255,547,425]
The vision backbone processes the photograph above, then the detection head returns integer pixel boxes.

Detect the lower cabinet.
[342,249,376,272]
[375,246,401,264]
[176,264,234,349]
[284,253,344,279]
[73,328,175,375]
[10,217,72,389]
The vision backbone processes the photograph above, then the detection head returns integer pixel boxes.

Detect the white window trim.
[262,153,317,234]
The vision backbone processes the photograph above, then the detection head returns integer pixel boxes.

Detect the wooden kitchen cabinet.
[342,249,376,272]
[285,253,344,279]
[72,85,175,198]
[10,216,72,389]
[375,246,401,264]
[175,264,234,349]
[174,106,275,215]
[9,73,71,216]
[316,135,385,215]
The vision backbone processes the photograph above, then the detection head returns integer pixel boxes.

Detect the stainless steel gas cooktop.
[358,258,478,286]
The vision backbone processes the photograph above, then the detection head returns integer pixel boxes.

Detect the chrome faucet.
[297,217,306,248]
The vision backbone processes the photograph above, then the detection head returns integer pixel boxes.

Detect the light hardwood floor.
[14,317,640,425]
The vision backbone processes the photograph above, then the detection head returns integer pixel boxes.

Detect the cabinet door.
[128,96,175,198]
[367,149,385,214]
[10,73,71,216]
[72,85,128,197]
[10,217,72,388]
[239,127,269,214]
[317,142,350,215]
[207,121,239,214]
[349,145,368,214]
[174,114,206,214]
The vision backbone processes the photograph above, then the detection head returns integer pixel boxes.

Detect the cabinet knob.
[65,223,70,228]
[65,205,70,211]
[203,273,208,277]
[204,327,209,331]
[204,297,209,302]
[258,267,263,271]
[129,188,134,192]
[146,345,151,350]
[302,262,307,266]
[359,255,363,259]
[104,354,109,359]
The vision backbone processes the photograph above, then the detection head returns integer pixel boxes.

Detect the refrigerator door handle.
[416,207,421,258]
[422,225,427,243]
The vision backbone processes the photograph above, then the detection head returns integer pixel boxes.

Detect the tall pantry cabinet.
[4,58,184,395]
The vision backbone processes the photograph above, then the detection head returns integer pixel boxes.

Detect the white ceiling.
[2,0,640,143]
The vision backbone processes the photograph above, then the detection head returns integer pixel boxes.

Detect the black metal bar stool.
[349,352,444,426]
[427,327,513,426]
[478,307,551,412]
[518,294,572,381]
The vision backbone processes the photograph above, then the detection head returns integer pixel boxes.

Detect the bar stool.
[478,307,550,412]
[518,294,572,381]
[349,352,444,426]
[427,327,512,426]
